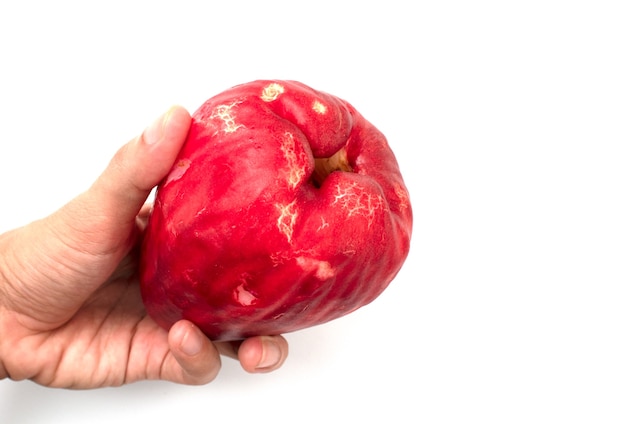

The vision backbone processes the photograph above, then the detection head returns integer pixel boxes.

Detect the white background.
[1,1,625,423]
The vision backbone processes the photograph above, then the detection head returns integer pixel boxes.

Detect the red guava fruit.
[139,80,412,341]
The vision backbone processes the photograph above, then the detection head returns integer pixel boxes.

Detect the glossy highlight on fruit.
[140,80,412,341]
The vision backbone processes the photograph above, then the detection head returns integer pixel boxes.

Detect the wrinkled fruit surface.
[140,80,412,341]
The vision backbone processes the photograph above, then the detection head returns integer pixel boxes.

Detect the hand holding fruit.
[0,80,410,388]
[0,106,288,388]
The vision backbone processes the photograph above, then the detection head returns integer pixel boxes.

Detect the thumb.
[2,106,191,325]
[13,107,191,320]
[88,105,192,233]
[53,105,191,257]
[44,106,191,268]
[62,104,191,263]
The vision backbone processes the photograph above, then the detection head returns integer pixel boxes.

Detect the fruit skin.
[139,80,412,341]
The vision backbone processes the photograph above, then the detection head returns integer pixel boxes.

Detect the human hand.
[0,106,288,389]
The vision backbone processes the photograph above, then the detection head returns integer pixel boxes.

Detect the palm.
[11,247,176,388]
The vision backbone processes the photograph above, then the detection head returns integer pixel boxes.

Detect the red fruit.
[139,80,412,341]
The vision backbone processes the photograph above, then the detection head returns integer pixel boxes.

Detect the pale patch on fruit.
[316,216,330,232]
[210,101,244,133]
[261,83,285,102]
[275,200,298,243]
[296,257,335,280]
[312,99,327,114]
[394,183,411,210]
[164,159,191,186]
[332,182,386,228]
[270,248,316,266]
[233,283,258,306]
[281,132,307,189]
[269,252,286,266]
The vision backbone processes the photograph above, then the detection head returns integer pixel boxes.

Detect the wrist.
[0,314,7,381]
[0,229,17,381]
[0,258,8,381]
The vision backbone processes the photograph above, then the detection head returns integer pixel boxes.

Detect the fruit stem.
[311,147,352,188]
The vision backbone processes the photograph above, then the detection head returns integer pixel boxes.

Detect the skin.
[0,106,288,389]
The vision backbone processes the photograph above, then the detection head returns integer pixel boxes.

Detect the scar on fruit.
[210,102,244,133]
[164,159,191,185]
[261,83,285,102]
[276,200,298,243]
[281,132,308,189]
[312,100,327,114]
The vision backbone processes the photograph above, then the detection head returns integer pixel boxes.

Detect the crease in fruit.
[311,147,353,188]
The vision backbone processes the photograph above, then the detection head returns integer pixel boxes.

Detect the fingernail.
[144,107,175,145]
[257,339,281,370]
[180,325,203,356]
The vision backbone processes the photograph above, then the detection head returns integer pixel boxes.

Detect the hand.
[0,106,288,389]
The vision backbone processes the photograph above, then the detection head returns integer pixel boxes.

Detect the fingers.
[166,320,222,385]
[165,321,289,384]
[220,335,289,374]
